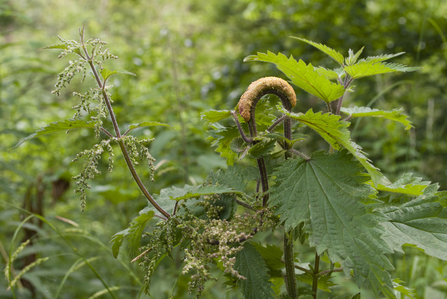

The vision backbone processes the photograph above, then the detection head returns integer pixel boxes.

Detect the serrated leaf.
[296,273,336,292]
[244,51,345,103]
[38,44,69,51]
[110,210,155,258]
[10,119,95,151]
[248,139,277,159]
[344,61,420,79]
[341,107,412,130]
[380,187,447,261]
[252,243,284,271]
[270,150,395,298]
[100,68,136,82]
[345,47,364,66]
[361,52,405,63]
[127,121,175,132]
[291,37,344,65]
[393,279,416,299]
[372,173,430,195]
[154,184,248,202]
[279,106,388,186]
[315,66,341,80]
[200,110,232,124]
[207,123,240,165]
[234,242,275,299]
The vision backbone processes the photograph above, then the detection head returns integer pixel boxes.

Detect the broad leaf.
[127,121,175,132]
[341,107,412,130]
[381,187,447,261]
[291,37,344,65]
[110,210,155,258]
[251,243,284,272]
[372,173,430,196]
[344,61,419,79]
[200,110,232,124]
[100,68,136,82]
[296,273,336,292]
[10,119,95,151]
[270,151,395,298]
[279,106,388,186]
[234,242,275,299]
[248,139,276,159]
[244,51,345,103]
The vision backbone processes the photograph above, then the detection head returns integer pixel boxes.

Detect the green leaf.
[207,123,240,165]
[234,242,275,299]
[10,119,95,151]
[291,37,344,66]
[248,139,277,159]
[251,243,284,271]
[100,68,136,82]
[127,121,175,132]
[393,279,416,299]
[110,210,155,258]
[380,187,447,261]
[244,51,345,103]
[372,173,430,195]
[270,151,395,298]
[154,184,248,202]
[344,61,420,79]
[200,110,232,124]
[345,47,364,66]
[296,273,336,292]
[279,106,388,186]
[38,44,69,51]
[314,66,342,80]
[361,52,405,63]
[341,107,412,130]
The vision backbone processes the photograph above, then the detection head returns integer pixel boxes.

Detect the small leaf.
[341,107,412,130]
[244,51,345,103]
[154,184,248,202]
[201,110,232,124]
[251,243,284,271]
[110,229,127,258]
[207,123,240,165]
[38,44,69,51]
[362,52,405,63]
[345,61,420,79]
[393,279,416,299]
[315,66,342,80]
[371,173,430,195]
[291,37,344,66]
[345,47,364,66]
[10,119,95,151]
[248,139,276,159]
[234,242,275,299]
[127,121,175,132]
[100,68,136,82]
[127,210,155,257]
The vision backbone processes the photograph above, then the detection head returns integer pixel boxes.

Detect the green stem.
[312,253,320,299]
[284,232,297,299]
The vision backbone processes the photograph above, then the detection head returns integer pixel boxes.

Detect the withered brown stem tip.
[238,77,297,121]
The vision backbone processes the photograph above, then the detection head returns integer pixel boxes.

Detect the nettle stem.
[79,28,170,219]
[236,77,298,298]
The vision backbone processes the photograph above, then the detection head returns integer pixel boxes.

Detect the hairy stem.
[284,233,297,298]
[335,76,353,115]
[312,253,320,299]
[80,29,170,219]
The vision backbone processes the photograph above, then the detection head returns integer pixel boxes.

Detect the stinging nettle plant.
[7,27,447,299]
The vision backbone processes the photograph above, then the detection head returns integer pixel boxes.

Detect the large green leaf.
[10,119,95,151]
[234,242,275,299]
[110,210,155,258]
[270,151,395,298]
[344,61,419,79]
[251,243,284,273]
[291,37,344,66]
[380,186,447,260]
[200,110,232,124]
[244,51,345,103]
[341,107,412,130]
[279,106,388,186]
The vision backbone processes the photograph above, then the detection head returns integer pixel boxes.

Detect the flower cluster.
[122,136,156,181]
[52,59,88,96]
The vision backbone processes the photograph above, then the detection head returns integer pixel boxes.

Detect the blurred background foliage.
[1,0,447,298]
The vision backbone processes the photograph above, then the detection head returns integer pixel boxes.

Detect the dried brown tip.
[238,77,297,121]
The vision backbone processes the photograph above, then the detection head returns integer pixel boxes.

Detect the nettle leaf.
[234,242,275,299]
[200,110,232,124]
[244,51,345,103]
[100,68,136,82]
[345,47,364,66]
[110,210,155,258]
[127,121,175,132]
[279,106,388,186]
[341,107,412,130]
[296,273,336,292]
[393,278,416,299]
[291,37,344,66]
[380,187,447,261]
[248,139,277,159]
[39,44,82,56]
[344,61,419,79]
[207,123,240,165]
[154,184,248,202]
[251,243,284,274]
[361,52,405,63]
[270,151,395,298]
[10,119,95,151]
[372,173,430,196]
[315,66,342,80]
